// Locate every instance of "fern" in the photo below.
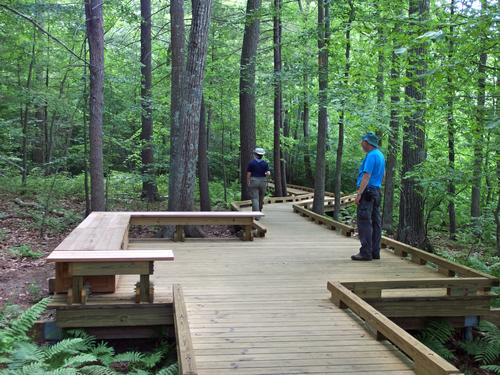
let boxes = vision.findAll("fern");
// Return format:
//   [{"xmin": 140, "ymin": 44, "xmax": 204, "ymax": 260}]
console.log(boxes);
[
  {"xmin": 156, "ymin": 363, "xmax": 179, "ymax": 375},
  {"xmin": 481, "ymin": 365, "xmax": 500, "ymax": 374},
  {"xmin": 0, "ymin": 297, "xmax": 50, "ymax": 353},
  {"xmin": 112, "ymin": 351, "xmax": 144, "ymax": 364},
  {"xmin": 461, "ymin": 320, "xmax": 500, "ymax": 365},
  {"xmin": 79, "ymin": 365, "xmax": 117, "ymax": 375},
  {"xmin": 43, "ymin": 338, "xmax": 87, "ymax": 360},
  {"xmin": 417, "ymin": 320, "xmax": 456, "ymax": 361},
  {"xmin": 141, "ymin": 350, "xmax": 163, "ymax": 369},
  {"xmin": 63, "ymin": 353, "xmax": 98, "ymax": 368}
]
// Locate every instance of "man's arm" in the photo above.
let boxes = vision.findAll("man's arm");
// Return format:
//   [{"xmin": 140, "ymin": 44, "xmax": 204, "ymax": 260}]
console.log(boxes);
[
  {"xmin": 247, "ymin": 171, "xmax": 252, "ymax": 186},
  {"xmin": 355, "ymin": 173, "xmax": 371, "ymax": 204}
]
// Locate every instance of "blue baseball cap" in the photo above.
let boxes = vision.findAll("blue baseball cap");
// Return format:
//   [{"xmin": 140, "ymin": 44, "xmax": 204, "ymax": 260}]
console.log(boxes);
[{"xmin": 361, "ymin": 132, "xmax": 379, "ymax": 148}]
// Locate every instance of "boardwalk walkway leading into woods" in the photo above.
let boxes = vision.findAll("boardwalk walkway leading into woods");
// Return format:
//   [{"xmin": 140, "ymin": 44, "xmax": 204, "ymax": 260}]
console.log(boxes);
[
  {"xmin": 49, "ymin": 185, "xmax": 500, "ymax": 375},
  {"xmin": 122, "ymin": 200, "xmax": 464, "ymax": 375}
]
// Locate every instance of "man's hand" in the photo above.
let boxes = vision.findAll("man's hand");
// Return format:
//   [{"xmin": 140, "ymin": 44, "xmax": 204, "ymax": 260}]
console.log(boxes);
[
  {"xmin": 265, "ymin": 171, "xmax": 271, "ymax": 177},
  {"xmin": 355, "ymin": 192, "xmax": 362, "ymax": 205}
]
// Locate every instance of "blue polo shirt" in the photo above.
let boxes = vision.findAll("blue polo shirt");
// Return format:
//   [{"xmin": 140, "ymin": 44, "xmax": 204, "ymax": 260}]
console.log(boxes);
[
  {"xmin": 356, "ymin": 148, "xmax": 385, "ymax": 188},
  {"xmin": 247, "ymin": 159, "xmax": 270, "ymax": 178}
]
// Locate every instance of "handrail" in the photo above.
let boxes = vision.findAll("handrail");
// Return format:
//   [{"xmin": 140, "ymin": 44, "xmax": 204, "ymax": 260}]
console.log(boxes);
[
  {"xmin": 173, "ymin": 284, "xmax": 197, "ymax": 375},
  {"xmin": 292, "ymin": 198, "xmax": 498, "ymax": 283},
  {"xmin": 328, "ymin": 281, "xmax": 463, "ymax": 375}
]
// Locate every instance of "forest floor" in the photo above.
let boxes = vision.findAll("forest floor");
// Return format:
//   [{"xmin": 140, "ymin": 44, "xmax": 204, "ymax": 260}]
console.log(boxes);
[{"xmin": 0, "ymin": 189, "xmax": 234, "ymax": 308}]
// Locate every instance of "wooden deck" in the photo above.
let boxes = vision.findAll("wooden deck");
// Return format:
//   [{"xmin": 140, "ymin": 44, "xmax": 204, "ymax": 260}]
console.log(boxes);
[{"xmin": 113, "ymin": 201, "xmax": 468, "ymax": 375}]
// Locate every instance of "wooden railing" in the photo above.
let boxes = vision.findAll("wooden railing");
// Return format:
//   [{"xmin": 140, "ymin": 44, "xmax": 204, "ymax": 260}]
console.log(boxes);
[
  {"xmin": 330, "ymin": 278, "xmax": 497, "ymax": 318},
  {"xmin": 328, "ymin": 281, "xmax": 463, "ymax": 375},
  {"xmin": 293, "ymin": 197, "xmax": 499, "ymax": 283},
  {"xmin": 173, "ymin": 284, "xmax": 197, "ymax": 375}
]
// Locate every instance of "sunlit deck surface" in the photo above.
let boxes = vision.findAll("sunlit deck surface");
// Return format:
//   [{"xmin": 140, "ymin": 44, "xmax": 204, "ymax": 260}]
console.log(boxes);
[{"xmin": 114, "ymin": 201, "xmax": 457, "ymax": 375}]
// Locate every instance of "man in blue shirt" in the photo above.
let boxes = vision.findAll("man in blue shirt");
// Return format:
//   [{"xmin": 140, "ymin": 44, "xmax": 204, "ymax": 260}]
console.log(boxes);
[
  {"xmin": 351, "ymin": 132, "xmax": 385, "ymax": 261},
  {"xmin": 246, "ymin": 147, "xmax": 271, "ymax": 213}
]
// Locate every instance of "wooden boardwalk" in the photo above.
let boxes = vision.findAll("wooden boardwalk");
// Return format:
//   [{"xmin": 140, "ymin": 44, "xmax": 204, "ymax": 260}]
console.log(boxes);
[{"xmin": 118, "ymin": 201, "xmax": 458, "ymax": 375}]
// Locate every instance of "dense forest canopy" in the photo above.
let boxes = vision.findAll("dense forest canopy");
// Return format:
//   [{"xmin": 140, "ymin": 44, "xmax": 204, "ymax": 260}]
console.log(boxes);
[{"xmin": 0, "ymin": 0, "xmax": 498, "ymax": 253}]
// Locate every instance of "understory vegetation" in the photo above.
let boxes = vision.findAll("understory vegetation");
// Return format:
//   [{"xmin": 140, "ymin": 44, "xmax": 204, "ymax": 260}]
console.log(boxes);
[
  {"xmin": 0, "ymin": 298, "xmax": 178, "ymax": 375},
  {"xmin": 418, "ymin": 320, "xmax": 500, "ymax": 374}
]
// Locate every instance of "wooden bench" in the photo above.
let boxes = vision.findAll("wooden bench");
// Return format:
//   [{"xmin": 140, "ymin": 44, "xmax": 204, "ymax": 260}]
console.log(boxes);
[
  {"xmin": 48, "ymin": 250, "xmax": 174, "ymax": 305},
  {"xmin": 129, "ymin": 211, "xmax": 264, "ymax": 241}
]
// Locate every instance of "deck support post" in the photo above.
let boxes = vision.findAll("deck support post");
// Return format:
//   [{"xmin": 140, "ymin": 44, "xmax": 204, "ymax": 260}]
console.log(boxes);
[{"xmin": 174, "ymin": 225, "xmax": 185, "ymax": 242}]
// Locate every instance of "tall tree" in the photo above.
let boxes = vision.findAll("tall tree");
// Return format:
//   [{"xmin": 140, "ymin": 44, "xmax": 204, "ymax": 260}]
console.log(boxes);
[
  {"xmin": 446, "ymin": 0, "xmax": 457, "ymax": 239},
  {"xmin": 168, "ymin": 0, "xmax": 213, "ymax": 212},
  {"xmin": 140, "ymin": 0, "xmax": 158, "ymax": 202},
  {"xmin": 302, "ymin": 73, "xmax": 313, "ymax": 185},
  {"xmin": 85, "ymin": 0, "xmax": 105, "ymax": 211},
  {"xmin": 312, "ymin": 0, "xmax": 329, "ymax": 214},
  {"xmin": 333, "ymin": 0, "xmax": 354, "ymax": 220},
  {"xmin": 470, "ymin": 1, "xmax": 488, "ymax": 222},
  {"xmin": 239, "ymin": 0, "xmax": 261, "ymax": 200},
  {"xmin": 381, "ymin": 23, "xmax": 401, "ymax": 234},
  {"xmin": 167, "ymin": 0, "xmax": 185, "ymax": 211},
  {"xmin": 397, "ymin": 0, "xmax": 430, "ymax": 249},
  {"xmin": 273, "ymin": 0, "xmax": 284, "ymax": 197},
  {"xmin": 198, "ymin": 96, "xmax": 211, "ymax": 211}
]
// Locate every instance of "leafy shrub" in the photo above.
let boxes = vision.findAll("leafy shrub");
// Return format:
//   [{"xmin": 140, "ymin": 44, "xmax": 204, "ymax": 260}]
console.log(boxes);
[
  {"xmin": 0, "ymin": 299, "xmax": 178, "ymax": 375},
  {"xmin": 7, "ymin": 245, "xmax": 43, "ymax": 259},
  {"xmin": 417, "ymin": 320, "xmax": 456, "ymax": 361},
  {"xmin": 460, "ymin": 321, "xmax": 500, "ymax": 369}
]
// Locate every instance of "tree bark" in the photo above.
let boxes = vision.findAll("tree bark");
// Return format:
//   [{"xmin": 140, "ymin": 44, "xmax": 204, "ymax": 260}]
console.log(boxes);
[
  {"xmin": 446, "ymin": 0, "xmax": 457, "ymax": 239},
  {"xmin": 140, "ymin": 0, "xmax": 158, "ymax": 202},
  {"xmin": 168, "ymin": 0, "xmax": 185, "ymax": 211},
  {"xmin": 396, "ymin": 0, "xmax": 430, "ymax": 249},
  {"xmin": 471, "ymin": 53, "xmax": 487, "ymax": 220},
  {"xmin": 21, "ymin": 26, "xmax": 36, "ymax": 186},
  {"xmin": 312, "ymin": 0, "xmax": 329, "ymax": 214},
  {"xmin": 333, "ymin": 0, "xmax": 354, "ymax": 220},
  {"xmin": 381, "ymin": 26, "xmax": 401, "ymax": 234},
  {"xmin": 239, "ymin": 0, "xmax": 261, "ymax": 200},
  {"xmin": 302, "ymin": 74, "xmax": 313, "ymax": 184},
  {"xmin": 85, "ymin": 0, "xmax": 106, "ymax": 212},
  {"xmin": 198, "ymin": 96, "xmax": 211, "ymax": 211},
  {"xmin": 273, "ymin": 0, "xmax": 283, "ymax": 197},
  {"xmin": 168, "ymin": 0, "xmax": 213, "ymax": 212}
]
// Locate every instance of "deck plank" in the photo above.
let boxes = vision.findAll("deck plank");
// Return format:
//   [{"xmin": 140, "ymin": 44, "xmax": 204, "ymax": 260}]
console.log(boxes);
[{"xmin": 119, "ymin": 201, "xmax": 447, "ymax": 374}]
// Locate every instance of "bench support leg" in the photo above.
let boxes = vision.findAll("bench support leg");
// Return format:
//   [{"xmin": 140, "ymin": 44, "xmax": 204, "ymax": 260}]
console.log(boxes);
[
  {"xmin": 174, "ymin": 225, "xmax": 185, "ymax": 242},
  {"xmin": 69, "ymin": 276, "xmax": 83, "ymax": 305},
  {"xmin": 243, "ymin": 224, "xmax": 253, "ymax": 241},
  {"xmin": 140, "ymin": 274, "xmax": 150, "ymax": 303}
]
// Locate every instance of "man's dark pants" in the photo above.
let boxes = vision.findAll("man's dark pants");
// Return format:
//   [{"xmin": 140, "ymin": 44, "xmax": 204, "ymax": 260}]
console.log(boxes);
[{"xmin": 357, "ymin": 188, "xmax": 382, "ymax": 259}]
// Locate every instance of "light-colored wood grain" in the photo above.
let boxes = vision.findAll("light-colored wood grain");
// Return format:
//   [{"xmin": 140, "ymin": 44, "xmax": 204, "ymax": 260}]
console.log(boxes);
[{"xmin": 48, "ymin": 250, "xmax": 174, "ymax": 262}]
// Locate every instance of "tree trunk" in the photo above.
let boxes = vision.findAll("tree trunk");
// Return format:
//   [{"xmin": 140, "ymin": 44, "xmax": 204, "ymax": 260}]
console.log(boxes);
[
  {"xmin": 239, "ymin": 0, "xmax": 261, "ymax": 200},
  {"xmin": 312, "ymin": 0, "xmax": 329, "ymax": 214},
  {"xmin": 281, "ymin": 109, "xmax": 289, "ymax": 194},
  {"xmin": 85, "ymin": 0, "xmax": 106, "ymax": 212},
  {"xmin": 333, "ymin": 0, "xmax": 354, "ymax": 220},
  {"xmin": 21, "ymin": 26, "xmax": 36, "ymax": 186},
  {"xmin": 302, "ymin": 75, "xmax": 313, "ymax": 184},
  {"xmin": 446, "ymin": 0, "xmax": 457, "ymax": 239},
  {"xmin": 375, "ymin": 2, "xmax": 385, "ymax": 141},
  {"xmin": 82, "ymin": 41, "xmax": 91, "ymax": 217},
  {"xmin": 198, "ymin": 96, "xmax": 211, "ymax": 211},
  {"xmin": 168, "ymin": 0, "xmax": 185, "ymax": 211},
  {"xmin": 273, "ymin": 0, "xmax": 283, "ymax": 197},
  {"xmin": 471, "ymin": 53, "xmax": 487, "ymax": 220},
  {"xmin": 168, "ymin": 0, "xmax": 213, "ymax": 212},
  {"xmin": 396, "ymin": 0, "xmax": 430, "ymax": 249},
  {"xmin": 381, "ymin": 27, "xmax": 401, "ymax": 234},
  {"xmin": 140, "ymin": 0, "xmax": 158, "ymax": 202}
]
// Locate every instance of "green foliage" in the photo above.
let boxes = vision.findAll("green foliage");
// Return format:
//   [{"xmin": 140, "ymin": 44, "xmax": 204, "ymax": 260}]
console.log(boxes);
[
  {"xmin": 7, "ymin": 244, "xmax": 43, "ymax": 259},
  {"xmin": 0, "ymin": 302, "xmax": 177, "ymax": 375},
  {"xmin": 0, "ymin": 297, "xmax": 49, "ymax": 359},
  {"xmin": 460, "ymin": 321, "xmax": 500, "ymax": 366},
  {"xmin": 417, "ymin": 320, "xmax": 456, "ymax": 361}
]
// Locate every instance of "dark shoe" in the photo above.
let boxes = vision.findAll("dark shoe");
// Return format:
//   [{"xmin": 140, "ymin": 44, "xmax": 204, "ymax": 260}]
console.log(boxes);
[
  {"xmin": 351, "ymin": 254, "xmax": 372, "ymax": 261},
  {"xmin": 372, "ymin": 255, "xmax": 380, "ymax": 260}
]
